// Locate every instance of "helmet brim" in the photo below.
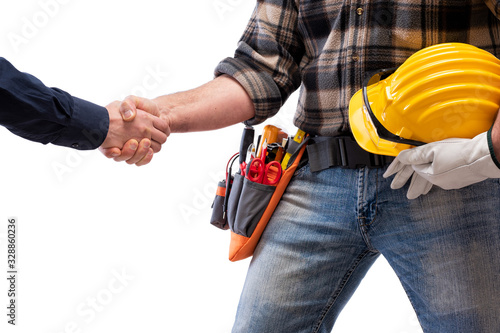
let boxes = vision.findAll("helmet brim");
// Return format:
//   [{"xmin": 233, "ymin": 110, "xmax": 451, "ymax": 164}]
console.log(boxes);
[{"xmin": 349, "ymin": 87, "xmax": 413, "ymax": 157}]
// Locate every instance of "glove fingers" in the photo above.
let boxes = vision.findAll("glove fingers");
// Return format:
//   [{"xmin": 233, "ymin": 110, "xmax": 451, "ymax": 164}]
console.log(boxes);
[
  {"xmin": 390, "ymin": 165, "xmax": 415, "ymax": 190},
  {"xmin": 383, "ymin": 159, "xmax": 404, "ymax": 178},
  {"xmin": 406, "ymin": 172, "xmax": 433, "ymax": 200},
  {"xmin": 422, "ymin": 180, "xmax": 433, "ymax": 196}
]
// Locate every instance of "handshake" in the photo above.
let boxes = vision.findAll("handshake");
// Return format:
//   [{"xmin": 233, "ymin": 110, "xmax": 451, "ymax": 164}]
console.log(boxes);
[{"xmin": 99, "ymin": 96, "xmax": 170, "ymax": 166}]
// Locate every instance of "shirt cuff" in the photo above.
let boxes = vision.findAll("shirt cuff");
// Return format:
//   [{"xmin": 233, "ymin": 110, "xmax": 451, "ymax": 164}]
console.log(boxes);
[
  {"xmin": 214, "ymin": 55, "xmax": 283, "ymax": 126},
  {"xmin": 487, "ymin": 126, "xmax": 500, "ymax": 169},
  {"xmin": 51, "ymin": 97, "xmax": 109, "ymax": 150}
]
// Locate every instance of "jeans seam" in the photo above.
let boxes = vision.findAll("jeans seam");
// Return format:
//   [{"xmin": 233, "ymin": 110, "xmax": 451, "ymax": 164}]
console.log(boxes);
[
  {"xmin": 311, "ymin": 249, "xmax": 373, "ymax": 333},
  {"xmin": 357, "ymin": 168, "xmax": 378, "ymax": 252},
  {"xmin": 370, "ymin": 169, "xmax": 379, "ymax": 226},
  {"xmin": 359, "ymin": 169, "xmax": 379, "ymax": 228}
]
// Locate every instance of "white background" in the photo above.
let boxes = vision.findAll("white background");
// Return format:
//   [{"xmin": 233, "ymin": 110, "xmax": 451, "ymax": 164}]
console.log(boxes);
[{"xmin": 0, "ymin": 1, "xmax": 422, "ymax": 332}]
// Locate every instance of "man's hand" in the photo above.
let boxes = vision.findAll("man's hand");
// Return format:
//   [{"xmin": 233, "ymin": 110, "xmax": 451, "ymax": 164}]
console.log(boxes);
[
  {"xmin": 99, "ymin": 99, "xmax": 169, "ymax": 166},
  {"xmin": 383, "ymin": 131, "xmax": 500, "ymax": 199},
  {"xmin": 100, "ymin": 76, "xmax": 255, "ymax": 165}
]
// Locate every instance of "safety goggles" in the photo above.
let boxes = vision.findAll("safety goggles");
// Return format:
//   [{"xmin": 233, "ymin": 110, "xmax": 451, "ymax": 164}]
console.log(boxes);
[{"xmin": 362, "ymin": 68, "xmax": 426, "ymax": 147}]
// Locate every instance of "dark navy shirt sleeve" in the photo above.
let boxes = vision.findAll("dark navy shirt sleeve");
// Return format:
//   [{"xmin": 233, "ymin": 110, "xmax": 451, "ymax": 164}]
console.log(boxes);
[{"xmin": 0, "ymin": 57, "xmax": 109, "ymax": 150}]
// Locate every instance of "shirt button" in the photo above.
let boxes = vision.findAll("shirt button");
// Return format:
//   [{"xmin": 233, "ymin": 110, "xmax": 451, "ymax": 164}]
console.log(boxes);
[
  {"xmin": 71, "ymin": 143, "xmax": 79, "ymax": 149},
  {"xmin": 356, "ymin": 7, "xmax": 364, "ymax": 15},
  {"xmin": 352, "ymin": 54, "xmax": 360, "ymax": 62}
]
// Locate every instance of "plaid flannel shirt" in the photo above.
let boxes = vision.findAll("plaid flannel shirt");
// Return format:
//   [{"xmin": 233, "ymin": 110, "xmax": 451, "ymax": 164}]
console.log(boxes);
[{"xmin": 215, "ymin": 0, "xmax": 500, "ymax": 136}]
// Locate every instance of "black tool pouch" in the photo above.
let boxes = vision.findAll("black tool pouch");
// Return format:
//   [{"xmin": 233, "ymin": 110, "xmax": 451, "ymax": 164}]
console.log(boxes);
[
  {"xmin": 210, "ymin": 179, "xmax": 230, "ymax": 230},
  {"xmin": 226, "ymin": 174, "xmax": 276, "ymax": 237}
]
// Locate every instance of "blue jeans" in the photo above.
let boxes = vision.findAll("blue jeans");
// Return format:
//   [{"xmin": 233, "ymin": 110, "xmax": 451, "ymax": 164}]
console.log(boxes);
[{"xmin": 232, "ymin": 164, "xmax": 500, "ymax": 333}]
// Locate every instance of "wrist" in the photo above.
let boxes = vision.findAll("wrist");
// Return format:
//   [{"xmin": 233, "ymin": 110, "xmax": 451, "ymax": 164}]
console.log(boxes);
[
  {"xmin": 53, "ymin": 98, "xmax": 109, "ymax": 150},
  {"xmin": 101, "ymin": 101, "xmax": 124, "ymax": 149},
  {"xmin": 153, "ymin": 94, "xmax": 184, "ymax": 133}
]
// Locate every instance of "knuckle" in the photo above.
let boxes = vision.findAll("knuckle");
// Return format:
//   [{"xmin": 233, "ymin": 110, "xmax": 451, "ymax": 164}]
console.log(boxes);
[{"xmin": 124, "ymin": 95, "xmax": 137, "ymax": 102}]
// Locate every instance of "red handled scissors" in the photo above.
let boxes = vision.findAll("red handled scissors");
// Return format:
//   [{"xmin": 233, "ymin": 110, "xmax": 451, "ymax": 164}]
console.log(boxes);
[{"xmin": 246, "ymin": 157, "xmax": 282, "ymax": 185}]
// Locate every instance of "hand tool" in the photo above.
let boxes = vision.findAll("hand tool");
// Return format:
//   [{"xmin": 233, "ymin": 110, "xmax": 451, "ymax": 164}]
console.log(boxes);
[
  {"xmin": 281, "ymin": 129, "xmax": 306, "ymax": 169},
  {"xmin": 246, "ymin": 140, "xmax": 282, "ymax": 185},
  {"xmin": 239, "ymin": 126, "xmax": 255, "ymax": 175}
]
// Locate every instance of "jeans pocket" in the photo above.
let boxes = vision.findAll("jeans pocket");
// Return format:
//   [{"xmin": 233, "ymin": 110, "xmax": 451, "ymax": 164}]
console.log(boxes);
[{"xmin": 293, "ymin": 160, "xmax": 310, "ymax": 178}]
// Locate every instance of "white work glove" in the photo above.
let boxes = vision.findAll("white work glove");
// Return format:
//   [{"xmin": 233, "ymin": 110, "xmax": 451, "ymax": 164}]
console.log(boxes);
[{"xmin": 383, "ymin": 131, "xmax": 500, "ymax": 199}]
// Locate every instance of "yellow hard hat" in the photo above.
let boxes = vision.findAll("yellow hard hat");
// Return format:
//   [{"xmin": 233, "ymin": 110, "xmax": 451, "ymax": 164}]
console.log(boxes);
[{"xmin": 349, "ymin": 43, "xmax": 500, "ymax": 156}]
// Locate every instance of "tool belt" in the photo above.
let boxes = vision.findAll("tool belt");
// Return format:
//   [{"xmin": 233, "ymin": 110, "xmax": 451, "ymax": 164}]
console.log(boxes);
[
  {"xmin": 210, "ymin": 126, "xmax": 309, "ymax": 262},
  {"xmin": 210, "ymin": 130, "xmax": 393, "ymax": 262},
  {"xmin": 307, "ymin": 134, "xmax": 395, "ymax": 172}
]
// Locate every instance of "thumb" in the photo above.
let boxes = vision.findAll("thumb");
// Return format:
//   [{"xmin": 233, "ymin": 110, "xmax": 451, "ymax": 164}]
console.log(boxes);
[
  {"xmin": 119, "ymin": 97, "xmax": 138, "ymax": 121},
  {"xmin": 123, "ymin": 95, "xmax": 160, "ymax": 119}
]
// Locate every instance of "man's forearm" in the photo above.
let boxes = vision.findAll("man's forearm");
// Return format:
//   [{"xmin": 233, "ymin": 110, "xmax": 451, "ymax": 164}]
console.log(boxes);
[{"xmin": 154, "ymin": 75, "xmax": 255, "ymax": 133}]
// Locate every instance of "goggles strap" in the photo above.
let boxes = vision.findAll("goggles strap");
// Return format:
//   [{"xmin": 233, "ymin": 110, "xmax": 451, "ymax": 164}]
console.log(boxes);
[{"xmin": 362, "ymin": 68, "xmax": 426, "ymax": 147}]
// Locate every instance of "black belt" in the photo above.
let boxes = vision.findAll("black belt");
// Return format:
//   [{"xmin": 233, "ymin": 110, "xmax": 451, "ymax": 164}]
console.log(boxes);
[{"xmin": 306, "ymin": 135, "xmax": 395, "ymax": 172}]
